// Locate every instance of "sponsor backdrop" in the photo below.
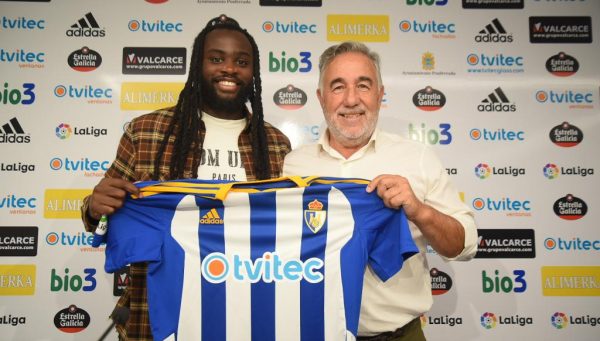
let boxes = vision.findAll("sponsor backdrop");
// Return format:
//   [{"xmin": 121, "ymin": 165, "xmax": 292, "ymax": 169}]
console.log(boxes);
[{"xmin": 0, "ymin": 0, "xmax": 598, "ymax": 340}]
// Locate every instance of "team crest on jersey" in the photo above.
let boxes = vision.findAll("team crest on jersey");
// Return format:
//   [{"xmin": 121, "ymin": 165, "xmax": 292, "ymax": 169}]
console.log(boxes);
[
  {"xmin": 304, "ymin": 199, "xmax": 326, "ymax": 233},
  {"xmin": 200, "ymin": 208, "xmax": 224, "ymax": 225}
]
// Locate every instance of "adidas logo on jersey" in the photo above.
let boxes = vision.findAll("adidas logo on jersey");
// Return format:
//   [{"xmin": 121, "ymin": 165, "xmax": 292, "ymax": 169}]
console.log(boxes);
[
  {"xmin": 475, "ymin": 18, "xmax": 513, "ymax": 43},
  {"xmin": 200, "ymin": 208, "xmax": 224, "ymax": 225},
  {"xmin": 477, "ymin": 87, "xmax": 516, "ymax": 112},
  {"xmin": 66, "ymin": 12, "xmax": 106, "ymax": 37},
  {"xmin": 1, "ymin": 117, "xmax": 30, "ymax": 143}
]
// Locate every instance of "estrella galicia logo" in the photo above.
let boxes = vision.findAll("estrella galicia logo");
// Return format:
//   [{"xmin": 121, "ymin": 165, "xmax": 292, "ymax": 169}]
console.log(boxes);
[
  {"xmin": 412, "ymin": 86, "xmax": 445, "ymax": 111},
  {"xmin": 475, "ymin": 18, "xmax": 513, "ymax": 43},
  {"xmin": 273, "ymin": 84, "xmax": 307, "ymax": 110},
  {"xmin": 53, "ymin": 305, "xmax": 90, "ymax": 333},
  {"xmin": 430, "ymin": 268, "xmax": 452, "ymax": 295},
  {"xmin": 553, "ymin": 194, "xmax": 587, "ymax": 220},
  {"xmin": 529, "ymin": 16, "xmax": 592, "ymax": 43},
  {"xmin": 546, "ymin": 52, "xmax": 579, "ymax": 77},
  {"xmin": 549, "ymin": 122, "xmax": 583, "ymax": 147},
  {"xmin": 68, "ymin": 47, "xmax": 101, "ymax": 72},
  {"xmin": 66, "ymin": 12, "xmax": 105, "ymax": 38}
]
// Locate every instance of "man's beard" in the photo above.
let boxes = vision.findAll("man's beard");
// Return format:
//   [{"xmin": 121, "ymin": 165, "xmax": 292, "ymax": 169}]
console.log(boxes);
[{"xmin": 200, "ymin": 77, "xmax": 253, "ymax": 114}]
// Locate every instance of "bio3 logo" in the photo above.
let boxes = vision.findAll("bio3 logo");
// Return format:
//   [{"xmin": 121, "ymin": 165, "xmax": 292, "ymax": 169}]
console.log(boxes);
[
  {"xmin": 1, "ymin": 82, "xmax": 35, "ymax": 105},
  {"xmin": 482, "ymin": 269, "xmax": 527, "ymax": 293},
  {"xmin": 408, "ymin": 123, "xmax": 452, "ymax": 145},
  {"xmin": 50, "ymin": 268, "xmax": 97, "ymax": 292},
  {"xmin": 269, "ymin": 51, "xmax": 312, "ymax": 73},
  {"xmin": 201, "ymin": 252, "xmax": 323, "ymax": 283}
]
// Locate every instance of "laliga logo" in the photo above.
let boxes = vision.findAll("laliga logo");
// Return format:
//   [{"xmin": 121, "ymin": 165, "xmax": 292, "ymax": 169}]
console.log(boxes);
[
  {"xmin": 201, "ymin": 252, "xmax": 324, "ymax": 284},
  {"xmin": 474, "ymin": 163, "xmax": 491, "ymax": 179},
  {"xmin": 552, "ymin": 312, "xmax": 568, "ymax": 329},
  {"xmin": 481, "ymin": 312, "xmax": 497, "ymax": 329},
  {"xmin": 56, "ymin": 123, "xmax": 72, "ymax": 139},
  {"xmin": 543, "ymin": 163, "xmax": 559, "ymax": 179}
]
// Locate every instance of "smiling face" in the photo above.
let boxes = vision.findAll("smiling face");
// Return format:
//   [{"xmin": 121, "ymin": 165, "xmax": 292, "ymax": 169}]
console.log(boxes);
[
  {"xmin": 317, "ymin": 52, "xmax": 384, "ymax": 157},
  {"xmin": 201, "ymin": 29, "xmax": 254, "ymax": 119}
]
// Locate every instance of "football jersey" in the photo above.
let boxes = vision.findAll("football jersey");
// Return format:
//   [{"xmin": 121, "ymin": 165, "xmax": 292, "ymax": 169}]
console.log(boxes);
[{"xmin": 98, "ymin": 176, "xmax": 418, "ymax": 341}]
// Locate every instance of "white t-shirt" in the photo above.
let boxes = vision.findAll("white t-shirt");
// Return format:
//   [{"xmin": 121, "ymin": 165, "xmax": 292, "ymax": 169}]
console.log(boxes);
[
  {"xmin": 283, "ymin": 128, "xmax": 478, "ymax": 336},
  {"xmin": 197, "ymin": 112, "xmax": 247, "ymax": 182}
]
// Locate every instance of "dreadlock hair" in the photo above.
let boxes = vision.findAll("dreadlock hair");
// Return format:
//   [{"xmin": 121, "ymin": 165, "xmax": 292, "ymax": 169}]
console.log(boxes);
[{"xmin": 153, "ymin": 14, "xmax": 271, "ymax": 181}]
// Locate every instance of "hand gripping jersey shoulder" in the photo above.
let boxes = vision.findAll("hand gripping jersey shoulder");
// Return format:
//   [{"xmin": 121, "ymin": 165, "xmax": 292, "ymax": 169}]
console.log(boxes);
[{"xmin": 101, "ymin": 176, "xmax": 418, "ymax": 341}]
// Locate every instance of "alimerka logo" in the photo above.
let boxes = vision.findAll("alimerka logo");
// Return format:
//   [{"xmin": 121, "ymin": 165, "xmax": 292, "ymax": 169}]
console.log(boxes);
[{"xmin": 327, "ymin": 15, "xmax": 389, "ymax": 42}]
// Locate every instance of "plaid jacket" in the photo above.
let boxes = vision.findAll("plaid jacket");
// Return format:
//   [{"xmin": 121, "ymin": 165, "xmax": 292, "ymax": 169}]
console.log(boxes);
[{"xmin": 81, "ymin": 107, "xmax": 291, "ymax": 340}]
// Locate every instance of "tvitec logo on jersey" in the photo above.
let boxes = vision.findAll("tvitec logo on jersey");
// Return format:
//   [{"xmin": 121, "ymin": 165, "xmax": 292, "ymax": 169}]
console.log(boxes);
[
  {"xmin": 262, "ymin": 20, "xmax": 317, "ymax": 34},
  {"xmin": 470, "ymin": 127, "xmax": 524, "ymax": 142},
  {"xmin": 49, "ymin": 157, "xmax": 109, "ymax": 177},
  {"xmin": 399, "ymin": 19, "xmax": 456, "ymax": 39},
  {"xmin": 201, "ymin": 252, "xmax": 324, "ymax": 283},
  {"xmin": 54, "ymin": 84, "xmax": 112, "ymax": 105},
  {"xmin": 467, "ymin": 53, "xmax": 524, "ymax": 75},
  {"xmin": 472, "ymin": 196, "xmax": 531, "ymax": 217},
  {"xmin": 0, "ymin": 48, "xmax": 45, "ymax": 69},
  {"xmin": 535, "ymin": 89, "xmax": 593, "ymax": 109},
  {"xmin": 128, "ymin": 18, "xmax": 183, "ymax": 32}
]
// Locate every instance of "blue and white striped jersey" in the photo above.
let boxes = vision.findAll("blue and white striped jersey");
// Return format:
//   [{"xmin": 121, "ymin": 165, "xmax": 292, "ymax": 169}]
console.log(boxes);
[{"xmin": 99, "ymin": 176, "xmax": 417, "ymax": 341}]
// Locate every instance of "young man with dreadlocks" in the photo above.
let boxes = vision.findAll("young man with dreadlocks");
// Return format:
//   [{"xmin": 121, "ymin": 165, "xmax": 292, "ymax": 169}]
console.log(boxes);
[{"xmin": 80, "ymin": 15, "xmax": 291, "ymax": 340}]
